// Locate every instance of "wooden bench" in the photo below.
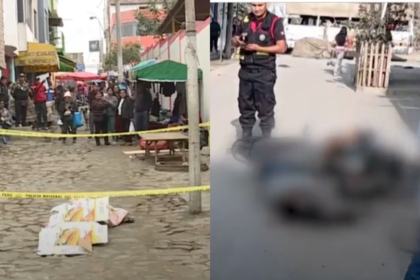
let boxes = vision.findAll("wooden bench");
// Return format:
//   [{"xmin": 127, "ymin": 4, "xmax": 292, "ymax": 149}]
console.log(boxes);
[{"xmin": 138, "ymin": 132, "xmax": 189, "ymax": 163}]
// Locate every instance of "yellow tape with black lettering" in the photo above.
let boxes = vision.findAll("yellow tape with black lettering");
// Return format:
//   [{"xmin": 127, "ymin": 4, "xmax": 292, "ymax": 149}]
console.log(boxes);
[
  {"xmin": 0, "ymin": 122, "xmax": 210, "ymax": 138},
  {"xmin": 0, "ymin": 185, "xmax": 210, "ymax": 199}
]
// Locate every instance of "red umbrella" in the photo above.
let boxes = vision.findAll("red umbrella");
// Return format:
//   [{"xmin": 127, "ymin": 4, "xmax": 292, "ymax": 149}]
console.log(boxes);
[{"xmin": 55, "ymin": 72, "xmax": 101, "ymax": 81}]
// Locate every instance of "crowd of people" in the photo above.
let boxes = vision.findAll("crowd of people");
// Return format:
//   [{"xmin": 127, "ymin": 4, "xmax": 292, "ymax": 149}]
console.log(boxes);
[
  {"xmin": 0, "ymin": 74, "xmax": 158, "ymax": 147},
  {"xmin": 54, "ymin": 80, "xmax": 151, "ymax": 146}
]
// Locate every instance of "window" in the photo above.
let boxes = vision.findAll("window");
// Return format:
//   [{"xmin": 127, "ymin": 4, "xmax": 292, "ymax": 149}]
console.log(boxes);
[
  {"xmin": 45, "ymin": 11, "xmax": 49, "ymax": 42},
  {"xmin": 121, "ymin": 23, "xmax": 136, "ymax": 37},
  {"xmin": 17, "ymin": 0, "xmax": 24, "ymax": 23},
  {"xmin": 111, "ymin": 23, "xmax": 137, "ymax": 39},
  {"xmin": 26, "ymin": 0, "xmax": 32, "ymax": 30},
  {"xmin": 34, "ymin": 10, "xmax": 38, "ymax": 39}
]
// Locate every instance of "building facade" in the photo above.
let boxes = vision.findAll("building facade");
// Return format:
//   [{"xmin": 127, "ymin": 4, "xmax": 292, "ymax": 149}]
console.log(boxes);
[
  {"xmin": 109, "ymin": 10, "xmax": 160, "ymax": 50},
  {"xmin": 65, "ymin": 52, "xmax": 84, "ymax": 65},
  {"xmin": 2, "ymin": 0, "xmax": 16, "ymax": 77},
  {"xmin": 1, "ymin": 0, "xmax": 65, "ymax": 81},
  {"xmin": 37, "ymin": 0, "xmax": 49, "ymax": 43},
  {"xmin": 104, "ymin": 0, "xmax": 163, "ymax": 53},
  {"xmin": 17, "ymin": 0, "xmax": 39, "ymax": 52}
]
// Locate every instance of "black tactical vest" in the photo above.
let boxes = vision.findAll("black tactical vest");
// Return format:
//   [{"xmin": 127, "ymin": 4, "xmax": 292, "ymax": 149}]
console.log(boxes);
[{"xmin": 239, "ymin": 12, "xmax": 279, "ymax": 70}]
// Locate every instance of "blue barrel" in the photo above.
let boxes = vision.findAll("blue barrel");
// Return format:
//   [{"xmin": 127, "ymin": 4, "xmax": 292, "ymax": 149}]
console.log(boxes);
[{"xmin": 47, "ymin": 89, "xmax": 54, "ymax": 101}]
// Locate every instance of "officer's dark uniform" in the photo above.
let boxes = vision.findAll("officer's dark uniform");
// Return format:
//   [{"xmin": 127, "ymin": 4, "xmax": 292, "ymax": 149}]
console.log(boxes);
[{"xmin": 236, "ymin": 12, "xmax": 286, "ymax": 138}]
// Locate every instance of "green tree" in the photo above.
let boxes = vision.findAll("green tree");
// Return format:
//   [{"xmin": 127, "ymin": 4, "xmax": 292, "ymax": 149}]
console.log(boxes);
[
  {"xmin": 355, "ymin": 3, "xmax": 411, "ymax": 48},
  {"xmin": 104, "ymin": 43, "xmax": 142, "ymax": 71},
  {"xmin": 136, "ymin": 0, "xmax": 175, "ymax": 36}
]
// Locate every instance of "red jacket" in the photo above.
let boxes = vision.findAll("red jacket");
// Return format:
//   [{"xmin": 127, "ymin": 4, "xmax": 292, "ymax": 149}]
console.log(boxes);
[{"xmin": 32, "ymin": 82, "xmax": 47, "ymax": 103}]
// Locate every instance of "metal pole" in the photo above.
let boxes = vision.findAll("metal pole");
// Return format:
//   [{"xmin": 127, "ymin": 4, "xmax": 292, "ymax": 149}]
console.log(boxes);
[
  {"xmin": 220, "ymin": 3, "xmax": 226, "ymax": 61},
  {"xmin": 185, "ymin": 0, "xmax": 202, "ymax": 214},
  {"xmin": 98, "ymin": 21, "xmax": 103, "ymax": 71},
  {"xmin": 225, "ymin": 3, "xmax": 234, "ymax": 59},
  {"xmin": 115, "ymin": 0, "xmax": 124, "ymax": 82}
]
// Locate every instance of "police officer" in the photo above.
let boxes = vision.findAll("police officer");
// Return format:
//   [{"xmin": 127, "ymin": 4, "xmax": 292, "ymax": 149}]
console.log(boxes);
[{"xmin": 233, "ymin": 3, "xmax": 287, "ymax": 138}]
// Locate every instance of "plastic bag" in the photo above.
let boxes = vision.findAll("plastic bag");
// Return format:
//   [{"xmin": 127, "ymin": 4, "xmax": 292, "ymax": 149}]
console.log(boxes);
[
  {"xmin": 57, "ymin": 118, "xmax": 63, "ymax": 126},
  {"xmin": 73, "ymin": 112, "xmax": 84, "ymax": 128},
  {"xmin": 129, "ymin": 121, "xmax": 135, "ymax": 132}
]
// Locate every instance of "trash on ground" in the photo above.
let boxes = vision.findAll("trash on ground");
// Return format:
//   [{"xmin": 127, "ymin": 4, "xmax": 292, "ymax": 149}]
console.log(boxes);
[
  {"xmin": 38, "ymin": 197, "xmax": 133, "ymax": 256},
  {"xmin": 37, "ymin": 222, "xmax": 108, "ymax": 256},
  {"xmin": 47, "ymin": 197, "xmax": 109, "ymax": 227}
]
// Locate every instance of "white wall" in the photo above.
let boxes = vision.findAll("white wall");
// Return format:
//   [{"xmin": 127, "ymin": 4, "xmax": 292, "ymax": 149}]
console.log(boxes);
[
  {"xmin": 18, "ymin": 23, "xmax": 36, "ymax": 51},
  {"xmin": 3, "ymin": 0, "xmax": 19, "ymax": 53},
  {"xmin": 169, "ymin": 35, "xmax": 180, "ymax": 62},
  {"xmin": 159, "ymin": 41, "xmax": 168, "ymax": 60},
  {"xmin": 17, "ymin": 0, "xmax": 38, "ymax": 51}
]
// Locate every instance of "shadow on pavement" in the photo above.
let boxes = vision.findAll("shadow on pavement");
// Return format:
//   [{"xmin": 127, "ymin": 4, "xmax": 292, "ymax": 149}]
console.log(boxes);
[
  {"xmin": 384, "ymin": 64, "xmax": 420, "ymax": 136},
  {"xmin": 323, "ymin": 64, "xmax": 357, "ymax": 91}
]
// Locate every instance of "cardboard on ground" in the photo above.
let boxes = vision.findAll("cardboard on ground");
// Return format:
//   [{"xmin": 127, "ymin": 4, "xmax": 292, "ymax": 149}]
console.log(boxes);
[
  {"xmin": 37, "ymin": 222, "xmax": 108, "ymax": 256},
  {"xmin": 48, "ymin": 197, "xmax": 109, "ymax": 227}
]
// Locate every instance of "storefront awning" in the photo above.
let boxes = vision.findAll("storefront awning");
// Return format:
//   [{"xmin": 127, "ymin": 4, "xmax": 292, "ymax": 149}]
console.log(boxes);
[
  {"xmin": 58, "ymin": 53, "xmax": 76, "ymax": 72},
  {"xmin": 59, "ymin": 61, "xmax": 75, "ymax": 72},
  {"xmin": 15, "ymin": 42, "xmax": 60, "ymax": 73}
]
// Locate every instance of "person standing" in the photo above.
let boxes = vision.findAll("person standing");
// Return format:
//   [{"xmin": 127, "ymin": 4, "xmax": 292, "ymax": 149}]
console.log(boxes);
[
  {"xmin": 54, "ymin": 85, "xmax": 65, "ymax": 112},
  {"xmin": 117, "ymin": 89, "xmax": 134, "ymax": 145},
  {"xmin": 91, "ymin": 91, "xmax": 110, "ymax": 146},
  {"xmin": 0, "ymin": 100, "xmax": 13, "ymax": 144},
  {"xmin": 32, "ymin": 78, "xmax": 48, "ymax": 130},
  {"xmin": 103, "ymin": 87, "xmax": 118, "ymax": 144},
  {"xmin": 233, "ymin": 3, "xmax": 287, "ymax": 138},
  {"xmin": 0, "ymin": 76, "xmax": 10, "ymax": 109},
  {"xmin": 134, "ymin": 84, "xmax": 152, "ymax": 134},
  {"xmin": 58, "ymin": 91, "xmax": 78, "ymax": 144},
  {"xmin": 88, "ymin": 84, "xmax": 99, "ymax": 136},
  {"xmin": 11, "ymin": 73, "xmax": 31, "ymax": 127},
  {"xmin": 210, "ymin": 18, "xmax": 221, "ymax": 53},
  {"xmin": 333, "ymin": 27, "xmax": 348, "ymax": 76}
]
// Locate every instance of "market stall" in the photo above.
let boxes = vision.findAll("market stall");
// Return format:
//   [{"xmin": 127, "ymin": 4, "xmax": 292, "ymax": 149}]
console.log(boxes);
[
  {"xmin": 134, "ymin": 59, "xmax": 203, "ymax": 128},
  {"xmin": 133, "ymin": 60, "xmax": 206, "ymax": 168}
]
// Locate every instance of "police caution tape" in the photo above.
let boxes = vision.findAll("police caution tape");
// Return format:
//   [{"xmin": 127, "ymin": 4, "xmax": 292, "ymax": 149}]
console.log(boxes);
[
  {"xmin": 0, "ymin": 122, "xmax": 210, "ymax": 138},
  {"xmin": 0, "ymin": 185, "xmax": 210, "ymax": 199}
]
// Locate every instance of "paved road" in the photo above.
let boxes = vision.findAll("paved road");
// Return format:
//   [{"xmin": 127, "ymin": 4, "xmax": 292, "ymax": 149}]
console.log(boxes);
[
  {"xmin": 210, "ymin": 56, "xmax": 420, "ymax": 280},
  {"xmin": 0, "ymin": 137, "xmax": 210, "ymax": 280}
]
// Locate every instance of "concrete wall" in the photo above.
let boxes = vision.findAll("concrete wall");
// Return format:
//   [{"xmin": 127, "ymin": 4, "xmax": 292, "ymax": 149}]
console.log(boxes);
[
  {"xmin": 141, "ymin": 18, "xmax": 211, "ymax": 122},
  {"xmin": 3, "ymin": 0, "xmax": 19, "ymax": 55}
]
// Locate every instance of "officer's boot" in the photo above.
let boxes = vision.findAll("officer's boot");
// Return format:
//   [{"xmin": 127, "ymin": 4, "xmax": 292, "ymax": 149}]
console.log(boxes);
[
  {"xmin": 242, "ymin": 128, "xmax": 253, "ymax": 139},
  {"xmin": 262, "ymin": 129, "xmax": 272, "ymax": 138}
]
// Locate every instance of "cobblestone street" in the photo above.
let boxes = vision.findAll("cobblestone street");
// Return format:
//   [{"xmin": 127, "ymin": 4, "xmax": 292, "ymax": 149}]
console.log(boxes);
[{"xmin": 0, "ymin": 137, "xmax": 210, "ymax": 280}]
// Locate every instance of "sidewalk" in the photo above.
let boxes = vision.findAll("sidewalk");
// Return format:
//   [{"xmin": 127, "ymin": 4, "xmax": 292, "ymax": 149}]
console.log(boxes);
[{"xmin": 0, "ymin": 138, "xmax": 210, "ymax": 280}]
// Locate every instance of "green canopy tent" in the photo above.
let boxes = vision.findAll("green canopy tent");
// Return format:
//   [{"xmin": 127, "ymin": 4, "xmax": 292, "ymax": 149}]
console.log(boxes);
[
  {"xmin": 134, "ymin": 60, "xmax": 203, "ymax": 121},
  {"xmin": 134, "ymin": 60, "xmax": 202, "ymax": 82}
]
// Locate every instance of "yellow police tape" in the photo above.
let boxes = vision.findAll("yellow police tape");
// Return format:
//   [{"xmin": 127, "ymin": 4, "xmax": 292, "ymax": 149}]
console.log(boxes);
[
  {"xmin": 0, "ymin": 122, "xmax": 210, "ymax": 138},
  {"xmin": 0, "ymin": 185, "xmax": 210, "ymax": 199}
]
